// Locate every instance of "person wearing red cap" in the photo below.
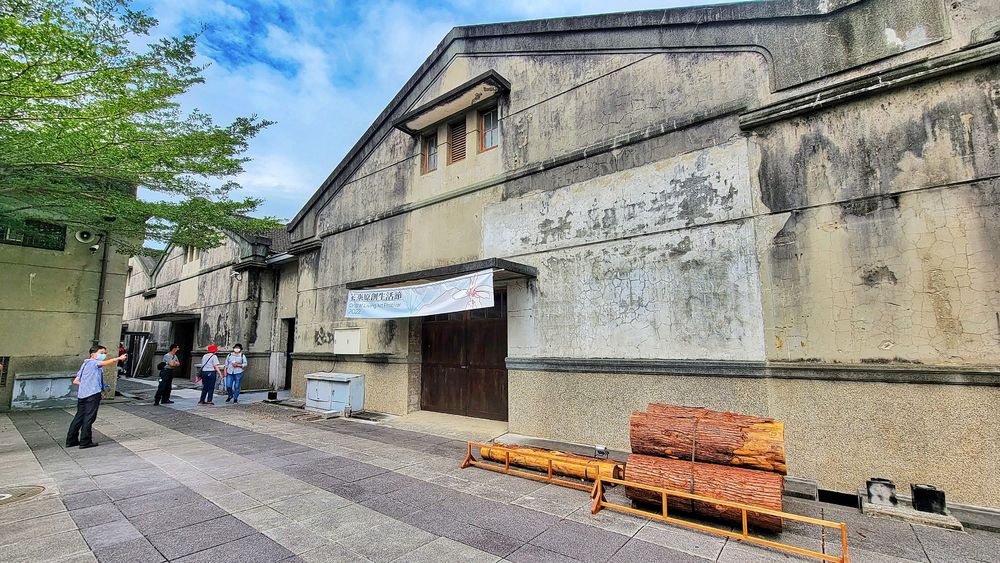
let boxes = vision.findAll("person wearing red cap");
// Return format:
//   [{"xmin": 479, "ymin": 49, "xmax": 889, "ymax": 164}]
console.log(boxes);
[{"xmin": 197, "ymin": 344, "xmax": 224, "ymax": 405}]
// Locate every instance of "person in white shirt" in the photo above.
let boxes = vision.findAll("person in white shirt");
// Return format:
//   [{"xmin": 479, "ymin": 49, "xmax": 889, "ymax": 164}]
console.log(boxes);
[
  {"xmin": 224, "ymin": 343, "xmax": 248, "ymax": 404},
  {"xmin": 197, "ymin": 344, "xmax": 224, "ymax": 405}
]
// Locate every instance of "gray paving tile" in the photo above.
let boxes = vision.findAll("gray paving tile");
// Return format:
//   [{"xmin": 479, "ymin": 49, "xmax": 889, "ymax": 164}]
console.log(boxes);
[
  {"xmin": 63, "ymin": 489, "xmax": 113, "ymax": 510},
  {"xmin": 459, "ymin": 502, "xmax": 561, "ymax": 542},
  {"xmin": 716, "ymin": 539, "xmax": 816, "ymax": 563},
  {"xmin": 102, "ymin": 478, "xmax": 182, "ymax": 501},
  {"xmin": 82, "ymin": 519, "xmax": 144, "ymax": 550},
  {"xmin": 913, "ymin": 525, "xmax": 1000, "ymax": 563},
  {"xmin": 263, "ymin": 522, "xmax": 330, "ymax": 554},
  {"xmin": 0, "ymin": 497, "xmax": 68, "ymax": 525},
  {"xmin": 148, "ymin": 515, "xmax": 256, "ymax": 560},
  {"xmin": 360, "ymin": 495, "xmax": 424, "ymax": 519},
  {"xmin": 402, "ymin": 509, "xmax": 523, "ymax": 557},
  {"xmin": 297, "ymin": 543, "xmax": 371, "ymax": 562},
  {"xmin": 634, "ymin": 520, "xmax": 728, "ymax": 560},
  {"xmin": 59, "ymin": 477, "xmax": 102, "ymax": 495},
  {"xmin": 268, "ymin": 491, "xmax": 352, "ymax": 521},
  {"xmin": 337, "ymin": 519, "xmax": 436, "ymax": 562},
  {"xmin": 0, "ymin": 529, "xmax": 91, "ymax": 563},
  {"xmin": 0, "ymin": 511, "xmax": 78, "ymax": 546},
  {"xmin": 301, "ymin": 504, "xmax": 392, "ymax": 542},
  {"xmin": 396, "ymin": 536, "xmax": 499, "ymax": 562},
  {"xmin": 233, "ymin": 505, "xmax": 295, "ymax": 531},
  {"xmin": 608, "ymin": 538, "xmax": 712, "ymax": 562},
  {"xmin": 824, "ymin": 506, "xmax": 927, "ymax": 561},
  {"xmin": 129, "ymin": 499, "xmax": 228, "ymax": 535},
  {"xmin": 69, "ymin": 503, "xmax": 127, "ymax": 530},
  {"xmin": 442, "ymin": 524, "xmax": 524, "ymax": 558},
  {"xmin": 115, "ymin": 486, "xmax": 204, "ymax": 517},
  {"xmin": 174, "ymin": 532, "xmax": 295, "ymax": 563},
  {"xmin": 507, "ymin": 544, "xmax": 583, "ymax": 563},
  {"xmin": 529, "ymin": 519, "xmax": 629, "ymax": 563},
  {"xmin": 320, "ymin": 461, "xmax": 389, "ymax": 483}
]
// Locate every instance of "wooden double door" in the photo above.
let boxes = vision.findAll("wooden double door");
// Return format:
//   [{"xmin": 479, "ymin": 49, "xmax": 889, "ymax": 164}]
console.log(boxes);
[{"xmin": 420, "ymin": 290, "xmax": 508, "ymax": 421}]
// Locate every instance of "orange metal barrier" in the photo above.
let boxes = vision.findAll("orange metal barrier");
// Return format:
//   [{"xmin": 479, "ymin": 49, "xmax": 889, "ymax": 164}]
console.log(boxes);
[
  {"xmin": 591, "ymin": 476, "xmax": 850, "ymax": 563},
  {"xmin": 461, "ymin": 441, "xmax": 850, "ymax": 563}
]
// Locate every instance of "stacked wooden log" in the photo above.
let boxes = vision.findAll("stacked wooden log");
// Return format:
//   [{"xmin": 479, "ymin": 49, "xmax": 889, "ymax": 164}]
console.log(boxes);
[
  {"xmin": 625, "ymin": 404, "xmax": 786, "ymax": 531},
  {"xmin": 480, "ymin": 443, "xmax": 626, "ymax": 481}
]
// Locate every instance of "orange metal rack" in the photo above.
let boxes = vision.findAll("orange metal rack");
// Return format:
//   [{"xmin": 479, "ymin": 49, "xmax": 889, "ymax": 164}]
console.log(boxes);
[{"xmin": 461, "ymin": 441, "xmax": 850, "ymax": 563}]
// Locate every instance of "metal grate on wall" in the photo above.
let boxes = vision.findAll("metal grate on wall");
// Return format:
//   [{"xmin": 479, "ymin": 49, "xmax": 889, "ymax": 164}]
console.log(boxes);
[{"xmin": 0, "ymin": 356, "xmax": 9, "ymax": 387}]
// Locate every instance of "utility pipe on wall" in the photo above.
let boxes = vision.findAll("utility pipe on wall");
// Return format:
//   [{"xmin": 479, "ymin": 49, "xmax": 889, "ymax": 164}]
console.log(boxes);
[{"xmin": 92, "ymin": 233, "xmax": 110, "ymax": 346}]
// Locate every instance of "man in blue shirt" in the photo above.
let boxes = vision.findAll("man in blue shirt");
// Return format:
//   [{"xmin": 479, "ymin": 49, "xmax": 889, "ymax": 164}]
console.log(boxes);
[{"xmin": 66, "ymin": 345, "xmax": 126, "ymax": 449}]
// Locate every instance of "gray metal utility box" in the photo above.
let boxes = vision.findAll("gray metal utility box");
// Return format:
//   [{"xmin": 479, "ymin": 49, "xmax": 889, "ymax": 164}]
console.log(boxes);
[{"xmin": 304, "ymin": 372, "xmax": 365, "ymax": 417}]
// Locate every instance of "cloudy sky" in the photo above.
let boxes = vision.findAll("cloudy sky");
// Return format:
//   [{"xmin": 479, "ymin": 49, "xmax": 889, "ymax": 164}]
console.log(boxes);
[{"xmin": 136, "ymin": 0, "xmax": 747, "ymax": 222}]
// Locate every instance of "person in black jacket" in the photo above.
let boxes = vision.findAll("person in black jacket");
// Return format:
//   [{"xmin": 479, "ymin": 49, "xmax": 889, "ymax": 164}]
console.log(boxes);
[{"xmin": 154, "ymin": 343, "xmax": 180, "ymax": 405}]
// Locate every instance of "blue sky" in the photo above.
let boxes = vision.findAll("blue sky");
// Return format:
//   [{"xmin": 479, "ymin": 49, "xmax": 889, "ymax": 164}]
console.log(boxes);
[{"xmin": 137, "ymin": 0, "xmax": 748, "ymax": 222}]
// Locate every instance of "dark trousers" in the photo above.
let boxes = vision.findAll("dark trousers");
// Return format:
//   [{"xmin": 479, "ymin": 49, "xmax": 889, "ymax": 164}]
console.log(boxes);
[
  {"xmin": 199, "ymin": 372, "xmax": 217, "ymax": 403},
  {"xmin": 66, "ymin": 393, "xmax": 101, "ymax": 446},
  {"xmin": 154, "ymin": 369, "xmax": 175, "ymax": 403}
]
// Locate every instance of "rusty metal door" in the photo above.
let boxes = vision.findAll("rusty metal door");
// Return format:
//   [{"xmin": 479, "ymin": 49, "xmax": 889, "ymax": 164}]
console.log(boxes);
[{"xmin": 421, "ymin": 290, "xmax": 507, "ymax": 420}]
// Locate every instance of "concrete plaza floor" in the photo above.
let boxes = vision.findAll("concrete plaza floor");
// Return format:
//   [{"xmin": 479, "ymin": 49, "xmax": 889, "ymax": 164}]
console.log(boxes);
[{"xmin": 1, "ymin": 395, "xmax": 998, "ymax": 563}]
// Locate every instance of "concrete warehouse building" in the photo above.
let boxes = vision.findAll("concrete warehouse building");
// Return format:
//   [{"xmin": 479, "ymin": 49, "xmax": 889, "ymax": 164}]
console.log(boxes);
[
  {"xmin": 156, "ymin": 0, "xmax": 1000, "ymax": 513},
  {"xmin": 120, "ymin": 229, "xmax": 294, "ymax": 392}
]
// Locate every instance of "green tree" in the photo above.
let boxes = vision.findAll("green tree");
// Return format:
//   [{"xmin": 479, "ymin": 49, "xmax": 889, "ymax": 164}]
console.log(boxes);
[{"xmin": 0, "ymin": 0, "xmax": 281, "ymax": 253}]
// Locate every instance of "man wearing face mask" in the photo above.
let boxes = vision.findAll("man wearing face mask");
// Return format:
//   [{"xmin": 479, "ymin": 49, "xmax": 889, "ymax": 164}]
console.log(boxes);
[
  {"xmin": 66, "ymin": 345, "xmax": 126, "ymax": 449},
  {"xmin": 224, "ymin": 344, "xmax": 248, "ymax": 404}
]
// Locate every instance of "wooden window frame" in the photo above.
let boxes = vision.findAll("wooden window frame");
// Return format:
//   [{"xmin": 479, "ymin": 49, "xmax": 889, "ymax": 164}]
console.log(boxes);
[
  {"xmin": 479, "ymin": 106, "xmax": 499, "ymax": 152},
  {"xmin": 421, "ymin": 133, "xmax": 438, "ymax": 174},
  {"xmin": 447, "ymin": 119, "xmax": 467, "ymax": 165}
]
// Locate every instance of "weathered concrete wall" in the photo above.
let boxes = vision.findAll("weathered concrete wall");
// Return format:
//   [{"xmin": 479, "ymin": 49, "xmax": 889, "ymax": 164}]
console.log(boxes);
[
  {"xmin": 508, "ymin": 369, "xmax": 1000, "ymax": 506},
  {"xmin": 754, "ymin": 65, "xmax": 1000, "ymax": 365},
  {"xmin": 121, "ymin": 237, "xmax": 278, "ymax": 384},
  {"xmin": 0, "ymin": 233, "xmax": 128, "ymax": 410}
]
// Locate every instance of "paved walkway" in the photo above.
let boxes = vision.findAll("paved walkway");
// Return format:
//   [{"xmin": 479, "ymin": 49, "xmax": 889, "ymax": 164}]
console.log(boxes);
[{"xmin": 1, "ymin": 398, "xmax": 998, "ymax": 563}]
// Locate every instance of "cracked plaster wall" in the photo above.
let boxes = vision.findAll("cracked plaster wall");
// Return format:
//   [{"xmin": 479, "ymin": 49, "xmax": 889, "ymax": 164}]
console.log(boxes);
[
  {"xmin": 485, "ymin": 139, "xmax": 765, "ymax": 361},
  {"xmin": 754, "ymin": 65, "xmax": 1000, "ymax": 365}
]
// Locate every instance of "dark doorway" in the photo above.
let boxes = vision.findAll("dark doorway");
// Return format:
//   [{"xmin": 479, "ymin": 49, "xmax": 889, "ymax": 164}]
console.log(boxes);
[
  {"xmin": 421, "ymin": 290, "xmax": 507, "ymax": 421},
  {"xmin": 283, "ymin": 318, "xmax": 295, "ymax": 390},
  {"xmin": 172, "ymin": 320, "xmax": 197, "ymax": 380},
  {"xmin": 122, "ymin": 331, "xmax": 151, "ymax": 378}
]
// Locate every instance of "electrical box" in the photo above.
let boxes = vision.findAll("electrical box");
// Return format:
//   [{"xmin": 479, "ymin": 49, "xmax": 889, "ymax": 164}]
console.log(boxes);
[
  {"xmin": 333, "ymin": 328, "xmax": 366, "ymax": 355},
  {"xmin": 305, "ymin": 372, "xmax": 365, "ymax": 416}
]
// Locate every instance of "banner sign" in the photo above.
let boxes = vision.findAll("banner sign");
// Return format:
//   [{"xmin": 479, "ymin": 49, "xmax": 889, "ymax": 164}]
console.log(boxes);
[{"xmin": 345, "ymin": 270, "xmax": 494, "ymax": 319}]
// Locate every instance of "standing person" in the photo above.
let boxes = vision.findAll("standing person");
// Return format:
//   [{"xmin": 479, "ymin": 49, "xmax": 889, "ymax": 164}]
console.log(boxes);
[
  {"xmin": 155, "ymin": 343, "xmax": 180, "ymax": 406},
  {"xmin": 117, "ymin": 342, "xmax": 127, "ymax": 376},
  {"xmin": 224, "ymin": 344, "xmax": 248, "ymax": 404},
  {"xmin": 197, "ymin": 344, "xmax": 224, "ymax": 405},
  {"xmin": 66, "ymin": 345, "xmax": 125, "ymax": 449}
]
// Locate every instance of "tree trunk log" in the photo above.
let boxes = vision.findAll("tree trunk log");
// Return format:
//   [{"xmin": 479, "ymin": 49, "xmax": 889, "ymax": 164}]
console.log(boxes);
[
  {"xmin": 480, "ymin": 443, "xmax": 625, "ymax": 481},
  {"xmin": 630, "ymin": 404, "xmax": 787, "ymax": 474},
  {"xmin": 624, "ymin": 454, "xmax": 783, "ymax": 531}
]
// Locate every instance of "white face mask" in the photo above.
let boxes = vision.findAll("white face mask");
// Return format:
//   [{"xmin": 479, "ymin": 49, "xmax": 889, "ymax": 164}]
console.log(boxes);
[{"xmin": 234, "ymin": 349, "xmax": 242, "ymax": 354}]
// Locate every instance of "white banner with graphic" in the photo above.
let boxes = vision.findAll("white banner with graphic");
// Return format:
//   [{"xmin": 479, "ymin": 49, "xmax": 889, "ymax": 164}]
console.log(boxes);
[{"xmin": 346, "ymin": 270, "xmax": 494, "ymax": 319}]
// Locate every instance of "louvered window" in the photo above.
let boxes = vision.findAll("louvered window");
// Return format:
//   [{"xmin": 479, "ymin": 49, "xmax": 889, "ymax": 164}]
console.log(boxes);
[{"xmin": 448, "ymin": 120, "xmax": 466, "ymax": 164}]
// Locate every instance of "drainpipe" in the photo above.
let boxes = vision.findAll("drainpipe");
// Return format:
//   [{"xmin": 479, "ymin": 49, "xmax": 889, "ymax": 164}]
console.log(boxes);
[{"xmin": 92, "ymin": 233, "xmax": 110, "ymax": 346}]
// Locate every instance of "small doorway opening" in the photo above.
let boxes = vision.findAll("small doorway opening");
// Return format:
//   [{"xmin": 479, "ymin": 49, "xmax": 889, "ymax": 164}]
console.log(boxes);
[
  {"xmin": 282, "ymin": 318, "xmax": 295, "ymax": 390},
  {"xmin": 171, "ymin": 320, "xmax": 197, "ymax": 380}
]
